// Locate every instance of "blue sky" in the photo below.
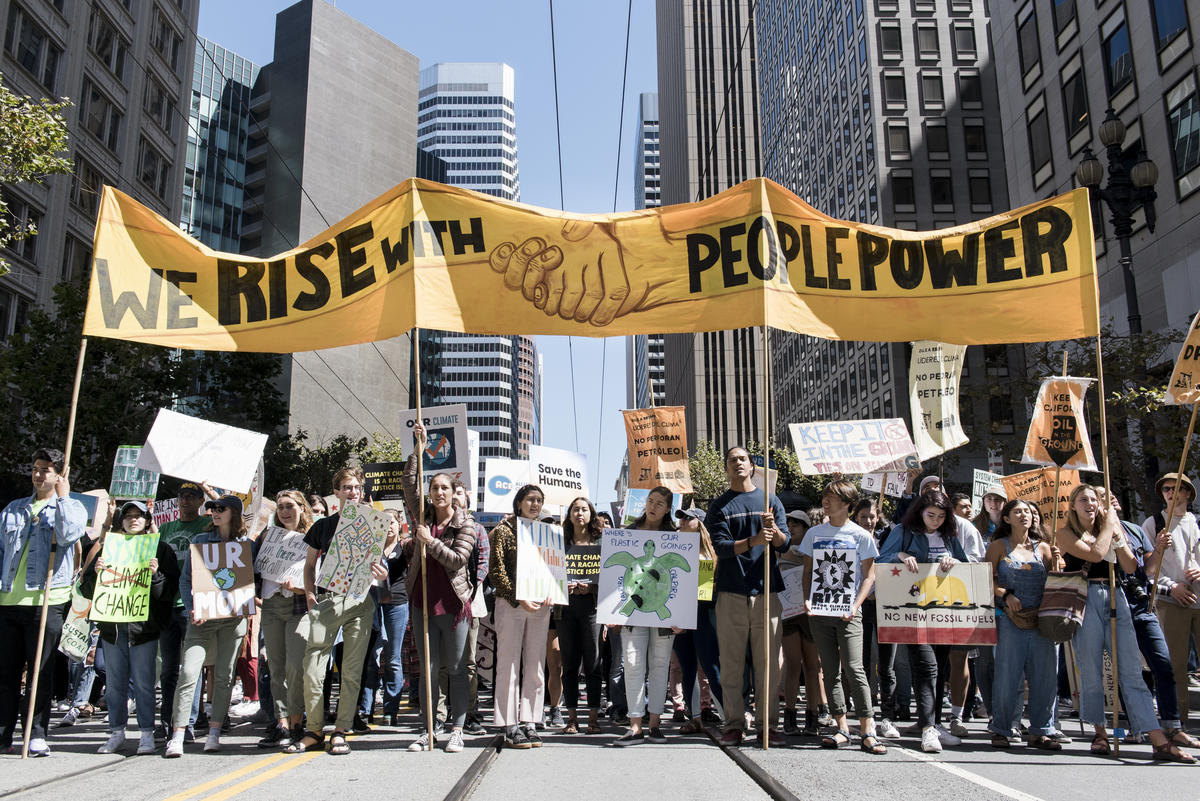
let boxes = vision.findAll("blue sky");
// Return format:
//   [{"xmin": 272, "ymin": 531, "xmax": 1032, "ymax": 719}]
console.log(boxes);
[{"xmin": 199, "ymin": 0, "xmax": 660, "ymax": 503}]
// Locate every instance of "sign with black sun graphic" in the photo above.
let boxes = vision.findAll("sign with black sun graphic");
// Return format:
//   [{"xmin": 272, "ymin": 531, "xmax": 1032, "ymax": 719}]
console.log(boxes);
[{"xmin": 809, "ymin": 546, "xmax": 858, "ymax": 616}]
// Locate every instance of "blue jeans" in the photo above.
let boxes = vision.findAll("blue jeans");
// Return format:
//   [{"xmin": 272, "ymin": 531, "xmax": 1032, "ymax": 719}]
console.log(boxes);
[
  {"xmin": 672, "ymin": 600, "xmax": 722, "ymax": 717},
  {"xmin": 988, "ymin": 616, "xmax": 1058, "ymax": 737},
  {"xmin": 1131, "ymin": 610, "xmax": 1180, "ymax": 729},
  {"xmin": 159, "ymin": 607, "xmax": 200, "ymax": 728},
  {"xmin": 380, "ymin": 603, "xmax": 410, "ymax": 716},
  {"xmin": 1075, "ymin": 582, "xmax": 1159, "ymax": 734},
  {"xmin": 68, "ymin": 627, "xmax": 100, "ymax": 707},
  {"xmin": 103, "ymin": 626, "xmax": 158, "ymax": 733}
]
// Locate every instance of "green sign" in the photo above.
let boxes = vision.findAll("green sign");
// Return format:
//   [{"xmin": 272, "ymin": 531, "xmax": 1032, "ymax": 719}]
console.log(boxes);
[{"xmin": 91, "ymin": 532, "xmax": 159, "ymax": 622}]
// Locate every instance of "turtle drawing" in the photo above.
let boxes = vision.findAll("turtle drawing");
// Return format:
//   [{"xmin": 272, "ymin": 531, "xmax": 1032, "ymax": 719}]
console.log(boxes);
[{"xmin": 605, "ymin": 540, "xmax": 691, "ymax": 619}]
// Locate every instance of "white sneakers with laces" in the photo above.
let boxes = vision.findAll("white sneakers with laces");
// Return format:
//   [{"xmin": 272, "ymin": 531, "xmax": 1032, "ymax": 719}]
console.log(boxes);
[
  {"xmin": 877, "ymin": 718, "xmax": 900, "ymax": 739},
  {"xmin": 204, "ymin": 728, "xmax": 221, "ymax": 753},
  {"xmin": 164, "ymin": 733, "xmax": 185, "ymax": 758},
  {"xmin": 445, "ymin": 729, "xmax": 465, "ymax": 753},
  {"xmin": 98, "ymin": 732, "xmax": 126, "ymax": 754},
  {"xmin": 921, "ymin": 726, "xmax": 943, "ymax": 753}
]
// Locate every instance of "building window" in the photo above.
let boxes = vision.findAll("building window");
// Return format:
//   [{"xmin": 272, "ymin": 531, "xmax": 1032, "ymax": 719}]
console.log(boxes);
[
  {"xmin": 1151, "ymin": 0, "xmax": 1189, "ymax": 51},
  {"xmin": 883, "ymin": 72, "xmax": 907, "ymax": 107},
  {"xmin": 71, "ymin": 157, "xmax": 105, "ymax": 218},
  {"xmin": 892, "ymin": 174, "xmax": 915, "ymax": 212},
  {"xmin": 989, "ymin": 392, "xmax": 1015, "ymax": 434},
  {"xmin": 138, "ymin": 137, "xmax": 172, "ymax": 202},
  {"xmin": 151, "ymin": 6, "xmax": 183, "ymax": 70},
  {"xmin": 1, "ymin": 191, "xmax": 42, "ymax": 263},
  {"xmin": 916, "ymin": 23, "xmax": 938, "ymax": 59},
  {"xmin": 964, "ymin": 120, "xmax": 987, "ymax": 156},
  {"xmin": 62, "ymin": 236, "xmax": 92, "ymax": 283},
  {"xmin": 959, "ymin": 71, "xmax": 983, "ymax": 108},
  {"xmin": 4, "ymin": 4, "xmax": 62, "ymax": 92},
  {"xmin": 87, "ymin": 7, "xmax": 128, "ymax": 79},
  {"xmin": 886, "ymin": 122, "xmax": 910, "ymax": 159},
  {"xmin": 1102, "ymin": 23, "xmax": 1134, "ymax": 97},
  {"xmin": 1052, "ymin": 0, "xmax": 1076, "ymax": 35},
  {"xmin": 921, "ymin": 72, "xmax": 944, "ymax": 110},
  {"xmin": 1061, "ymin": 72, "xmax": 1089, "ymax": 137},
  {"xmin": 1018, "ymin": 11, "xmax": 1040, "ymax": 76},
  {"xmin": 879, "ymin": 22, "xmax": 902, "ymax": 57},
  {"xmin": 952, "ymin": 22, "xmax": 976, "ymax": 60},
  {"xmin": 80, "ymin": 81, "xmax": 122, "ymax": 152},
  {"xmin": 969, "ymin": 171, "xmax": 992, "ymax": 209},
  {"xmin": 144, "ymin": 77, "xmax": 176, "ymax": 135},
  {"xmin": 1028, "ymin": 103, "xmax": 1053, "ymax": 178},
  {"xmin": 1167, "ymin": 82, "xmax": 1199, "ymax": 182},
  {"xmin": 926, "ymin": 121, "xmax": 950, "ymax": 157},
  {"xmin": 930, "ymin": 171, "xmax": 953, "ymax": 209}
]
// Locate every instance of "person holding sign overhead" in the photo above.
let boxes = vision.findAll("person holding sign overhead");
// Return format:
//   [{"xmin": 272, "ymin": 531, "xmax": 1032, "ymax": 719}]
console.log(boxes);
[
  {"xmin": 558, "ymin": 497, "xmax": 605, "ymax": 735},
  {"xmin": 80, "ymin": 500, "xmax": 177, "ymax": 755},
  {"xmin": 164, "ymin": 495, "xmax": 253, "ymax": 758}
]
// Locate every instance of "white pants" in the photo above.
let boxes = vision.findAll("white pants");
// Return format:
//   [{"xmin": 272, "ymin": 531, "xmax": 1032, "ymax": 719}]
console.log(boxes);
[{"xmin": 622, "ymin": 626, "xmax": 675, "ymax": 719}]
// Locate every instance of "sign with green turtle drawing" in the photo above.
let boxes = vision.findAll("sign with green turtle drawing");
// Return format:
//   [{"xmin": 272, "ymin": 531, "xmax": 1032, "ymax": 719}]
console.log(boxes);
[{"xmin": 597, "ymin": 528, "xmax": 700, "ymax": 629}]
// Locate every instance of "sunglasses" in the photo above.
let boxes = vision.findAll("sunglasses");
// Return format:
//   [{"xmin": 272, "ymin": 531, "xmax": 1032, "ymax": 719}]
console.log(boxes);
[{"xmin": 211, "ymin": 505, "xmax": 229, "ymax": 513}]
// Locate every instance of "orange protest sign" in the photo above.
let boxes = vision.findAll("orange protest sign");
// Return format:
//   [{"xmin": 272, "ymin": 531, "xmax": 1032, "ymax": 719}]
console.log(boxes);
[
  {"xmin": 1166, "ymin": 309, "xmax": 1200, "ymax": 405},
  {"xmin": 1001, "ymin": 466, "xmax": 1081, "ymax": 523},
  {"xmin": 623, "ymin": 407, "xmax": 692, "ymax": 493},
  {"xmin": 1022, "ymin": 377, "xmax": 1097, "ymax": 470}
]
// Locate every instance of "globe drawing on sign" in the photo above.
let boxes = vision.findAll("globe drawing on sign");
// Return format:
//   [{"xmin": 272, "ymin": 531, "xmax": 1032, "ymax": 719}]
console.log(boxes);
[
  {"xmin": 214, "ymin": 567, "xmax": 237, "ymax": 590},
  {"xmin": 424, "ymin": 430, "xmax": 454, "ymax": 467}
]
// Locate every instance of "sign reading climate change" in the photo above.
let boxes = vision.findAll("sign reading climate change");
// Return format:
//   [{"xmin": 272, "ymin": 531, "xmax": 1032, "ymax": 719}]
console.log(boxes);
[
  {"xmin": 908, "ymin": 341, "xmax": 968, "ymax": 461},
  {"xmin": 399, "ymin": 404, "xmax": 471, "ymax": 492},
  {"xmin": 598, "ymin": 528, "xmax": 700, "ymax": 629},
  {"xmin": 789, "ymin": 419, "xmax": 918, "ymax": 475},
  {"xmin": 85, "ymin": 180, "xmax": 1097, "ymax": 352},
  {"xmin": 91, "ymin": 532, "xmax": 160, "ymax": 623},
  {"xmin": 515, "ymin": 519, "xmax": 568, "ymax": 605},
  {"xmin": 623, "ymin": 407, "xmax": 692, "ymax": 493}
]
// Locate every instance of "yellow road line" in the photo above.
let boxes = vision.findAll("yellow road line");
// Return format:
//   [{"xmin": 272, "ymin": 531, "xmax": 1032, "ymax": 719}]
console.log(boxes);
[
  {"xmin": 159, "ymin": 752, "xmax": 292, "ymax": 801},
  {"xmin": 197, "ymin": 750, "xmax": 324, "ymax": 801}
]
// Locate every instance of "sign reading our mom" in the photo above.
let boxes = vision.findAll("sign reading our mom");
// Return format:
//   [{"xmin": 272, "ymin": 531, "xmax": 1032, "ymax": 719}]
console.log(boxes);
[
  {"xmin": 789, "ymin": 418, "xmax": 918, "ymax": 475},
  {"xmin": 189, "ymin": 540, "xmax": 254, "ymax": 621}
]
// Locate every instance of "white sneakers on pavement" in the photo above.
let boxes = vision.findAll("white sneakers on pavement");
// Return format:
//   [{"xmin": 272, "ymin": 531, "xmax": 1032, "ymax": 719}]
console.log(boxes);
[
  {"xmin": 27, "ymin": 737, "xmax": 51, "ymax": 757},
  {"xmin": 164, "ymin": 733, "xmax": 185, "ymax": 758},
  {"xmin": 98, "ymin": 732, "xmax": 126, "ymax": 754},
  {"xmin": 921, "ymin": 726, "xmax": 943, "ymax": 753},
  {"xmin": 445, "ymin": 729, "xmax": 465, "ymax": 753},
  {"xmin": 877, "ymin": 718, "xmax": 900, "ymax": 739},
  {"xmin": 204, "ymin": 728, "xmax": 221, "ymax": 753}
]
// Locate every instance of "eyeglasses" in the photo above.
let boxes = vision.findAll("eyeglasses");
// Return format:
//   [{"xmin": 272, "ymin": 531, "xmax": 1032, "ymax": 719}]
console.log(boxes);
[{"xmin": 1162, "ymin": 485, "xmax": 1177, "ymax": 494}]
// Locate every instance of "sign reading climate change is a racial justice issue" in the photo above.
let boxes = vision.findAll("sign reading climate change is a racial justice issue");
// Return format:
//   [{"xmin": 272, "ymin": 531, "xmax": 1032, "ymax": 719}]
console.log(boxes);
[
  {"xmin": 789, "ymin": 419, "xmax": 919, "ymax": 476},
  {"xmin": 85, "ymin": 180, "xmax": 1097, "ymax": 353},
  {"xmin": 876, "ymin": 562, "xmax": 995, "ymax": 646},
  {"xmin": 189, "ymin": 540, "xmax": 255, "ymax": 621},
  {"xmin": 623, "ymin": 407, "xmax": 692, "ymax": 493},
  {"xmin": 515, "ymin": 519, "xmax": 569, "ymax": 605},
  {"xmin": 398, "ymin": 404, "xmax": 472, "ymax": 493},
  {"xmin": 598, "ymin": 528, "xmax": 700, "ymax": 630},
  {"xmin": 91, "ymin": 532, "xmax": 160, "ymax": 623}
]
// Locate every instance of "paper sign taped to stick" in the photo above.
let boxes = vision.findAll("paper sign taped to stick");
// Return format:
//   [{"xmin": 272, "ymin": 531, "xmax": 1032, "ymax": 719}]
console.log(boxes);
[
  {"xmin": 971, "ymin": 469, "xmax": 1007, "ymax": 512},
  {"xmin": 909, "ymin": 341, "xmax": 969, "ymax": 460},
  {"xmin": 1166, "ymin": 308, "xmax": 1200, "ymax": 405},
  {"xmin": 598, "ymin": 528, "xmax": 699, "ymax": 629},
  {"xmin": 1022, "ymin": 377, "xmax": 1097, "ymax": 470},
  {"xmin": 876, "ymin": 562, "xmax": 995, "ymax": 645},
  {"xmin": 254, "ymin": 526, "xmax": 308, "ymax": 585},
  {"xmin": 1001, "ymin": 466, "xmax": 1080, "ymax": 525},
  {"xmin": 621, "ymin": 488, "xmax": 684, "ymax": 527},
  {"xmin": 398, "ymin": 404, "xmax": 471, "ymax": 490},
  {"xmin": 189, "ymin": 540, "xmax": 255, "ymax": 620},
  {"xmin": 136, "ymin": 408, "xmax": 267, "ymax": 493},
  {"xmin": 110, "ymin": 446, "xmax": 159, "ymax": 500},
  {"xmin": 483, "ymin": 458, "xmax": 533, "ymax": 514},
  {"xmin": 315, "ymin": 503, "xmax": 388, "ymax": 602},
  {"xmin": 789, "ymin": 419, "xmax": 919, "ymax": 475},
  {"xmin": 515, "ymin": 519, "xmax": 568, "ymax": 605},
  {"xmin": 623, "ymin": 406, "xmax": 692, "ymax": 493},
  {"xmin": 529, "ymin": 445, "xmax": 590, "ymax": 509},
  {"xmin": 91, "ymin": 533, "xmax": 159, "ymax": 623}
]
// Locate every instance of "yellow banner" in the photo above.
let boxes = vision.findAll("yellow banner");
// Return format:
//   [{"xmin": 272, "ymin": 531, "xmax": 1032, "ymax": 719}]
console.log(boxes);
[
  {"xmin": 85, "ymin": 179, "xmax": 1099, "ymax": 351},
  {"xmin": 1166, "ymin": 308, "xmax": 1200, "ymax": 405},
  {"xmin": 1001, "ymin": 466, "xmax": 1081, "ymax": 527},
  {"xmin": 622, "ymin": 406, "xmax": 692, "ymax": 493}
]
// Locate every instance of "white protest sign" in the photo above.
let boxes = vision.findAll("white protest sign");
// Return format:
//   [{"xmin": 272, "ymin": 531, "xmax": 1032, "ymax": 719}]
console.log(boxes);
[
  {"xmin": 515, "ymin": 519, "xmax": 568, "ymax": 605},
  {"xmin": 484, "ymin": 458, "xmax": 533, "ymax": 513},
  {"xmin": 789, "ymin": 419, "xmax": 919, "ymax": 475},
  {"xmin": 909, "ymin": 341, "xmax": 969, "ymax": 461},
  {"xmin": 137, "ymin": 409, "xmax": 267, "ymax": 493},
  {"xmin": 779, "ymin": 562, "xmax": 807, "ymax": 620},
  {"xmin": 398, "ymin": 404, "xmax": 471, "ymax": 489},
  {"xmin": 861, "ymin": 472, "xmax": 906, "ymax": 498},
  {"xmin": 467, "ymin": 429, "xmax": 480, "ymax": 496},
  {"xmin": 315, "ymin": 503, "xmax": 388, "ymax": 601},
  {"xmin": 597, "ymin": 527, "xmax": 700, "ymax": 629},
  {"xmin": 529, "ymin": 444, "xmax": 590, "ymax": 508},
  {"xmin": 808, "ymin": 545, "xmax": 860, "ymax": 617},
  {"xmin": 971, "ymin": 469, "xmax": 1006, "ymax": 512},
  {"xmin": 254, "ymin": 526, "xmax": 308, "ymax": 585}
]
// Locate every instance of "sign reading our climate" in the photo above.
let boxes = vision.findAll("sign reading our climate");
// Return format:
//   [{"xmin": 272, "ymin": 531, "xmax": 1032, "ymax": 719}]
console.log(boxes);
[{"xmin": 398, "ymin": 404, "xmax": 471, "ymax": 492}]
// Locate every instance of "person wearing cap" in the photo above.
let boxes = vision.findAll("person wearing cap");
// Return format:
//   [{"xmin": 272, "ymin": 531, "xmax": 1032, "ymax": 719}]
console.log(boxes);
[
  {"xmin": 1142, "ymin": 472, "xmax": 1200, "ymax": 730},
  {"xmin": 779, "ymin": 508, "xmax": 829, "ymax": 736},
  {"xmin": 79, "ymin": 500, "xmax": 178, "ymax": 755},
  {"xmin": 972, "ymin": 489, "xmax": 1007, "ymax": 541},
  {"xmin": 673, "ymin": 506, "xmax": 722, "ymax": 735},
  {"xmin": 164, "ymin": 494, "xmax": 254, "ymax": 758}
]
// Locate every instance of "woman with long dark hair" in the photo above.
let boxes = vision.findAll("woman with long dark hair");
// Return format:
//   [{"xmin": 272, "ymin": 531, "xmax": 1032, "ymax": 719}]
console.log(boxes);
[{"xmin": 557, "ymin": 496, "xmax": 605, "ymax": 734}]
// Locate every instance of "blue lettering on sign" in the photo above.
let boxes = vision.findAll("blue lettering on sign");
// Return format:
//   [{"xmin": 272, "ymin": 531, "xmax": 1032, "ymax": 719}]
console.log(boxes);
[{"xmin": 488, "ymin": 474, "xmax": 518, "ymax": 493}]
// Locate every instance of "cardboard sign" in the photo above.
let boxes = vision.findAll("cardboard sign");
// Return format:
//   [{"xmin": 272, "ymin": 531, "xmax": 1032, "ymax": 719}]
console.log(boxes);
[
  {"xmin": 697, "ymin": 558, "xmax": 714, "ymax": 601},
  {"xmin": 565, "ymin": 543, "xmax": 601, "ymax": 584},
  {"xmin": 136, "ymin": 408, "xmax": 267, "ymax": 493},
  {"xmin": 189, "ymin": 540, "xmax": 255, "ymax": 620},
  {"xmin": 363, "ymin": 462, "xmax": 405, "ymax": 501},
  {"xmin": 779, "ymin": 562, "xmax": 806, "ymax": 619},
  {"xmin": 483, "ymin": 458, "xmax": 533, "ymax": 514},
  {"xmin": 620, "ymin": 488, "xmax": 684, "ymax": 527},
  {"xmin": 876, "ymin": 562, "xmax": 995, "ymax": 645},
  {"xmin": 597, "ymin": 528, "xmax": 700, "ymax": 629},
  {"xmin": 861, "ymin": 472, "xmax": 906, "ymax": 498},
  {"xmin": 1022, "ymin": 377, "xmax": 1098, "ymax": 470},
  {"xmin": 110, "ymin": 446, "xmax": 159, "ymax": 500},
  {"xmin": 971, "ymin": 469, "xmax": 1007, "ymax": 512},
  {"xmin": 909, "ymin": 341, "xmax": 969, "ymax": 460},
  {"xmin": 623, "ymin": 406, "xmax": 692, "ymax": 493},
  {"xmin": 152, "ymin": 497, "xmax": 180, "ymax": 530},
  {"xmin": 398, "ymin": 404, "xmax": 471, "ymax": 490},
  {"xmin": 315, "ymin": 503, "xmax": 388, "ymax": 601},
  {"xmin": 1166, "ymin": 308, "xmax": 1200, "ymax": 405},
  {"xmin": 254, "ymin": 526, "xmax": 308, "ymax": 585},
  {"xmin": 1001, "ymin": 466, "xmax": 1081, "ymax": 526},
  {"xmin": 515, "ymin": 519, "xmax": 568, "ymax": 604},
  {"xmin": 751, "ymin": 454, "xmax": 779, "ymax": 495},
  {"xmin": 529, "ymin": 444, "xmax": 590, "ymax": 508},
  {"xmin": 808, "ymin": 544, "xmax": 861, "ymax": 617},
  {"xmin": 789, "ymin": 419, "xmax": 919, "ymax": 476},
  {"xmin": 91, "ymin": 532, "xmax": 160, "ymax": 622},
  {"xmin": 70, "ymin": 490, "xmax": 110, "ymax": 541}
]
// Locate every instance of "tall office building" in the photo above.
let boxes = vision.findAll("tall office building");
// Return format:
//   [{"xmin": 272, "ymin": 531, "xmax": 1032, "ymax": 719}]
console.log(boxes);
[
  {"xmin": 0, "ymin": 0, "xmax": 197, "ymax": 336},
  {"xmin": 657, "ymin": 0, "xmax": 766, "ymax": 451},
  {"xmin": 991, "ymin": 1, "xmax": 1200, "ymax": 332},
  {"xmin": 414, "ymin": 62, "xmax": 540, "ymax": 491},
  {"xmin": 626, "ymin": 93, "xmax": 665, "ymax": 411},
  {"xmin": 240, "ymin": 0, "xmax": 418, "ymax": 443},
  {"xmin": 181, "ymin": 37, "xmax": 258, "ymax": 251},
  {"xmin": 757, "ymin": 0, "xmax": 1026, "ymax": 478}
]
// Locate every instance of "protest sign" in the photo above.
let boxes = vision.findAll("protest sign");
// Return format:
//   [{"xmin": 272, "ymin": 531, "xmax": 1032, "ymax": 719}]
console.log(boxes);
[
  {"xmin": 789, "ymin": 419, "xmax": 919, "ymax": 475},
  {"xmin": 91, "ymin": 533, "xmax": 160, "ymax": 622},
  {"xmin": 137, "ymin": 408, "xmax": 267, "ymax": 492},
  {"xmin": 59, "ymin": 589, "xmax": 93, "ymax": 660},
  {"xmin": 189, "ymin": 540, "xmax": 255, "ymax": 620},
  {"xmin": 779, "ymin": 562, "xmax": 806, "ymax": 619},
  {"xmin": 484, "ymin": 458, "xmax": 533, "ymax": 514},
  {"xmin": 1166, "ymin": 308, "xmax": 1200, "ymax": 405},
  {"xmin": 315, "ymin": 503, "xmax": 388, "ymax": 602},
  {"xmin": 110, "ymin": 446, "xmax": 159, "ymax": 500},
  {"xmin": 565, "ymin": 543, "xmax": 601, "ymax": 585},
  {"xmin": 398, "ymin": 404, "xmax": 471, "ymax": 489},
  {"xmin": 529, "ymin": 445, "xmax": 590, "ymax": 508},
  {"xmin": 212, "ymin": 457, "xmax": 265, "ymax": 534},
  {"xmin": 363, "ymin": 462, "xmax": 406, "ymax": 501},
  {"xmin": 752, "ymin": 454, "xmax": 778, "ymax": 495},
  {"xmin": 323, "ymin": 494, "xmax": 340, "ymax": 517},
  {"xmin": 515, "ymin": 519, "xmax": 569, "ymax": 605},
  {"xmin": 623, "ymin": 406, "xmax": 692, "ymax": 493},
  {"xmin": 861, "ymin": 472, "xmax": 905, "ymax": 498},
  {"xmin": 807, "ymin": 538, "xmax": 861, "ymax": 617},
  {"xmin": 467, "ymin": 429, "xmax": 480, "ymax": 496},
  {"xmin": 698, "ymin": 558, "xmax": 715, "ymax": 601},
  {"xmin": 876, "ymin": 562, "xmax": 995, "ymax": 645},
  {"xmin": 152, "ymin": 497, "xmax": 180, "ymax": 530},
  {"xmin": 254, "ymin": 526, "xmax": 308, "ymax": 585},
  {"xmin": 909, "ymin": 341, "xmax": 968, "ymax": 461},
  {"xmin": 70, "ymin": 490, "xmax": 110, "ymax": 540},
  {"xmin": 598, "ymin": 528, "xmax": 700, "ymax": 629},
  {"xmin": 1001, "ymin": 466, "xmax": 1080, "ymax": 524},
  {"xmin": 620, "ymin": 488, "xmax": 684, "ymax": 526},
  {"xmin": 1022, "ymin": 377, "xmax": 1098, "ymax": 470},
  {"xmin": 971, "ymin": 469, "xmax": 1007, "ymax": 512}
]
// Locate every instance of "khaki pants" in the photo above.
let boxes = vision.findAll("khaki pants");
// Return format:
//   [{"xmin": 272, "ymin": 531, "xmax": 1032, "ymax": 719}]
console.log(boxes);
[
  {"xmin": 716, "ymin": 592, "xmax": 781, "ymax": 733},
  {"xmin": 299, "ymin": 593, "xmax": 375, "ymax": 732},
  {"xmin": 172, "ymin": 617, "xmax": 248, "ymax": 730},
  {"xmin": 492, "ymin": 601, "xmax": 551, "ymax": 727},
  {"xmin": 1156, "ymin": 600, "xmax": 1200, "ymax": 725},
  {"xmin": 260, "ymin": 593, "xmax": 305, "ymax": 721}
]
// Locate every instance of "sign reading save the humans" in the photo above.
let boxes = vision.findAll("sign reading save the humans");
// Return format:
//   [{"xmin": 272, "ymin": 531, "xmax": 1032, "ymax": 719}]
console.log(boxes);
[
  {"xmin": 515, "ymin": 519, "xmax": 568, "ymax": 605},
  {"xmin": 597, "ymin": 528, "xmax": 699, "ymax": 629},
  {"xmin": 789, "ymin": 419, "xmax": 919, "ymax": 475},
  {"xmin": 529, "ymin": 445, "xmax": 589, "ymax": 508},
  {"xmin": 189, "ymin": 540, "xmax": 255, "ymax": 620},
  {"xmin": 91, "ymin": 533, "xmax": 159, "ymax": 623}
]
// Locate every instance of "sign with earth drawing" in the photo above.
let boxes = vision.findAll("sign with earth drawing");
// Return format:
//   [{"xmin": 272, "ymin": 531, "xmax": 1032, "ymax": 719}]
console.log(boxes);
[
  {"xmin": 597, "ymin": 528, "xmax": 700, "ymax": 630},
  {"xmin": 398, "ymin": 404, "xmax": 471, "ymax": 491},
  {"xmin": 189, "ymin": 540, "xmax": 255, "ymax": 621},
  {"xmin": 808, "ymin": 543, "xmax": 860, "ymax": 617}
]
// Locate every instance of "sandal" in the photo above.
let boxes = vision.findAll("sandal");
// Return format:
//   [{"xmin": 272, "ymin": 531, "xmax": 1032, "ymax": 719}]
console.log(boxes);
[
  {"xmin": 820, "ymin": 729, "xmax": 851, "ymax": 749},
  {"xmin": 1028, "ymin": 735, "xmax": 1062, "ymax": 751},
  {"xmin": 586, "ymin": 718, "xmax": 602, "ymax": 735},
  {"xmin": 283, "ymin": 731, "xmax": 324, "ymax": 754},
  {"xmin": 860, "ymin": 734, "xmax": 887, "ymax": 755},
  {"xmin": 1167, "ymin": 728, "xmax": 1200, "ymax": 749},
  {"xmin": 1090, "ymin": 732, "xmax": 1111, "ymax": 755},
  {"xmin": 679, "ymin": 719, "xmax": 704, "ymax": 735},
  {"xmin": 1153, "ymin": 741, "xmax": 1197, "ymax": 763},
  {"xmin": 327, "ymin": 732, "xmax": 351, "ymax": 756},
  {"xmin": 991, "ymin": 733, "xmax": 1011, "ymax": 749}
]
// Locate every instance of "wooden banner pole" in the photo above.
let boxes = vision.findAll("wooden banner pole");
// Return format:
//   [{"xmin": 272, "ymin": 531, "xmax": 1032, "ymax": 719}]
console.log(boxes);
[
  {"xmin": 414, "ymin": 329, "xmax": 434, "ymax": 751},
  {"xmin": 1149, "ymin": 401, "xmax": 1199, "ymax": 612},
  {"xmin": 761, "ymin": 324, "xmax": 773, "ymax": 748},
  {"xmin": 1093, "ymin": 335, "xmax": 1120, "ymax": 755},
  {"xmin": 1049, "ymin": 349, "xmax": 1068, "ymax": 551}
]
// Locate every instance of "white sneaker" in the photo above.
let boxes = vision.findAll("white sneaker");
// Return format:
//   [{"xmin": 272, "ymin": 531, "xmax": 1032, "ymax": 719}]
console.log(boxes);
[
  {"xmin": 921, "ymin": 726, "xmax": 942, "ymax": 753},
  {"xmin": 164, "ymin": 734, "xmax": 184, "ymax": 758},
  {"xmin": 229, "ymin": 700, "xmax": 260, "ymax": 718},
  {"xmin": 948, "ymin": 716, "xmax": 969, "ymax": 738},
  {"xmin": 408, "ymin": 732, "xmax": 435, "ymax": 752},
  {"xmin": 877, "ymin": 718, "xmax": 900, "ymax": 739},
  {"xmin": 445, "ymin": 729, "xmax": 464, "ymax": 753},
  {"xmin": 137, "ymin": 730, "xmax": 157, "ymax": 755},
  {"xmin": 28, "ymin": 737, "xmax": 51, "ymax": 757},
  {"xmin": 98, "ymin": 732, "xmax": 126, "ymax": 754},
  {"xmin": 204, "ymin": 728, "xmax": 221, "ymax": 752},
  {"xmin": 936, "ymin": 724, "xmax": 962, "ymax": 746}
]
